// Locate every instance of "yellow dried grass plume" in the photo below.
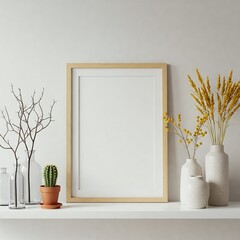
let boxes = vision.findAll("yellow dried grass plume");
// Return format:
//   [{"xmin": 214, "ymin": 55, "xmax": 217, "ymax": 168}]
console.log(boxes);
[{"xmin": 188, "ymin": 68, "xmax": 240, "ymax": 145}]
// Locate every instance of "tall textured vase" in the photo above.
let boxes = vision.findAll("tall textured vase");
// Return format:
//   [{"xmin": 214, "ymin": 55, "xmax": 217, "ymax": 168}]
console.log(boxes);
[
  {"xmin": 21, "ymin": 150, "xmax": 42, "ymax": 205},
  {"xmin": 205, "ymin": 145, "xmax": 229, "ymax": 206},
  {"xmin": 180, "ymin": 158, "xmax": 202, "ymax": 206}
]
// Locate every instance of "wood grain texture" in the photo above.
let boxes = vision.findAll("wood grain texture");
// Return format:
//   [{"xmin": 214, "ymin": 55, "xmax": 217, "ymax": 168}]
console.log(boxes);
[{"xmin": 66, "ymin": 63, "xmax": 168, "ymax": 203}]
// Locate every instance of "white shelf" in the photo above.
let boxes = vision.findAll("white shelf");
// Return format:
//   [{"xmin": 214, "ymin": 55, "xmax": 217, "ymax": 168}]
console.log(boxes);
[{"xmin": 1, "ymin": 202, "xmax": 240, "ymax": 219}]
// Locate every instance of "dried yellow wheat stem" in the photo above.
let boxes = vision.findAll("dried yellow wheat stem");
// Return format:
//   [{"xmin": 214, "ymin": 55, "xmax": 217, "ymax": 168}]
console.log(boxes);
[{"xmin": 188, "ymin": 68, "xmax": 240, "ymax": 145}]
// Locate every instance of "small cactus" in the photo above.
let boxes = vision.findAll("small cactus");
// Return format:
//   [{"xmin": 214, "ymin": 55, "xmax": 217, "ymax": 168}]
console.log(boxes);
[{"xmin": 43, "ymin": 165, "xmax": 58, "ymax": 187}]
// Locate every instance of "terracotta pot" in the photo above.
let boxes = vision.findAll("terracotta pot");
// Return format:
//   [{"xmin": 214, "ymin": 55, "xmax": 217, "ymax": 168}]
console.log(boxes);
[{"xmin": 40, "ymin": 185, "xmax": 60, "ymax": 205}]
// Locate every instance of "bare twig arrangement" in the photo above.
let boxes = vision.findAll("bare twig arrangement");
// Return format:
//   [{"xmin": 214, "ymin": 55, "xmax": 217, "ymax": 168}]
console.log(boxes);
[
  {"xmin": 0, "ymin": 85, "xmax": 56, "ymax": 205},
  {"xmin": 0, "ymin": 105, "xmax": 24, "ymax": 207}
]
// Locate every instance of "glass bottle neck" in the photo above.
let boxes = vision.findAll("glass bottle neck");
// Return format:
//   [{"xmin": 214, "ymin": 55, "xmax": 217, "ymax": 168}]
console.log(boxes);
[
  {"xmin": 210, "ymin": 145, "xmax": 224, "ymax": 152},
  {"xmin": 0, "ymin": 168, "xmax": 7, "ymax": 174},
  {"xmin": 13, "ymin": 164, "xmax": 21, "ymax": 170},
  {"xmin": 186, "ymin": 158, "xmax": 197, "ymax": 164}
]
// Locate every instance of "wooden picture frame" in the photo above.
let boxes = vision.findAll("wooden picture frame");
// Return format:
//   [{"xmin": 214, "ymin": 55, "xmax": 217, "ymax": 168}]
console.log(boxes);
[{"xmin": 67, "ymin": 63, "xmax": 168, "ymax": 203}]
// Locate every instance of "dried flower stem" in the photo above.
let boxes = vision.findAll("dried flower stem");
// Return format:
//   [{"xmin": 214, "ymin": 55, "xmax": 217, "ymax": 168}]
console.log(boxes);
[
  {"xmin": 188, "ymin": 69, "xmax": 240, "ymax": 145},
  {"xmin": 0, "ymin": 85, "xmax": 55, "ymax": 205},
  {"xmin": 164, "ymin": 113, "xmax": 208, "ymax": 159},
  {"xmin": 0, "ymin": 104, "xmax": 24, "ymax": 207},
  {"xmin": 10, "ymin": 85, "xmax": 56, "ymax": 203}
]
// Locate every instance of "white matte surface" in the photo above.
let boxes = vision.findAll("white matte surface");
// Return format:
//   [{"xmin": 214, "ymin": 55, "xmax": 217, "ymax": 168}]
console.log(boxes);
[
  {"xmin": 72, "ymin": 68, "xmax": 164, "ymax": 198},
  {"xmin": 0, "ymin": 202, "xmax": 240, "ymax": 219}
]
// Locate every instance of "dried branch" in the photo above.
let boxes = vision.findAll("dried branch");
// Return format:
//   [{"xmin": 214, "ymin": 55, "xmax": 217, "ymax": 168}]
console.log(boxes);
[
  {"xmin": 0, "ymin": 85, "xmax": 56, "ymax": 206},
  {"xmin": 0, "ymin": 107, "xmax": 23, "ymax": 162}
]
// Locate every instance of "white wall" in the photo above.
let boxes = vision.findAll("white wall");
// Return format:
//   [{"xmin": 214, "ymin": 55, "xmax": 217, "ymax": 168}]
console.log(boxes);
[{"xmin": 1, "ymin": 0, "xmax": 240, "ymax": 239}]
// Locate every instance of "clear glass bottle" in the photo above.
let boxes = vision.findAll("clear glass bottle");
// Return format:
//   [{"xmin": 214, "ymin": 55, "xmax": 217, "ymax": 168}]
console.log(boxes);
[
  {"xmin": 9, "ymin": 164, "xmax": 25, "ymax": 209},
  {"xmin": 21, "ymin": 150, "xmax": 42, "ymax": 204},
  {"xmin": 0, "ymin": 168, "xmax": 10, "ymax": 206}
]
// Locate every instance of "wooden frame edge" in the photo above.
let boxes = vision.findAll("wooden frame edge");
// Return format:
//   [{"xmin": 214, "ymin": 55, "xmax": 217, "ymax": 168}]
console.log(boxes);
[
  {"xmin": 66, "ymin": 63, "xmax": 168, "ymax": 203},
  {"xmin": 162, "ymin": 63, "xmax": 168, "ymax": 202},
  {"xmin": 66, "ymin": 64, "xmax": 73, "ymax": 202},
  {"xmin": 67, "ymin": 197, "xmax": 167, "ymax": 203}
]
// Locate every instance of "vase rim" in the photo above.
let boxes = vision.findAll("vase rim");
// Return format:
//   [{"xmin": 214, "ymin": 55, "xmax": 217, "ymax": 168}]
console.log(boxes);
[
  {"xmin": 210, "ymin": 144, "xmax": 224, "ymax": 146},
  {"xmin": 190, "ymin": 175, "xmax": 203, "ymax": 178},
  {"xmin": 210, "ymin": 144, "xmax": 224, "ymax": 151},
  {"xmin": 13, "ymin": 163, "xmax": 21, "ymax": 167},
  {"xmin": 40, "ymin": 185, "xmax": 60, "ymax": 188}
]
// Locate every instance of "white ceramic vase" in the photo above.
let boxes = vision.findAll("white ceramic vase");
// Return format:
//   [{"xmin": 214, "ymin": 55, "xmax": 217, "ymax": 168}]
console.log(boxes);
[
  {"xmin": 180, "ymin": 158, "xmax": 202, "ymax": 206},
  {"xmin": 205, "ymin": 145, "xmax": 229, "ymax": 206},
  {"xmin": 186, "ymin": 175, "xmax": 209, "ymax": 209}
]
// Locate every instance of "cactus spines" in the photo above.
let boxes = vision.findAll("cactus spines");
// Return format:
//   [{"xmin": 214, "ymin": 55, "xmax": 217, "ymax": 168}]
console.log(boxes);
[{"xmin": 44, "ymin": 165, "xmax": 58, "ymax": 187}]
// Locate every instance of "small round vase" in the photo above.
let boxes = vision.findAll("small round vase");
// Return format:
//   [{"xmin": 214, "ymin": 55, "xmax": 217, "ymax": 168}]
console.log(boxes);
[
  {"xmin": 186, "ymin": 175, "xmax": 209, "ymax": 209},
  {"xmin": 180, "ymin": 158, "xmax": 202, "ymax": 206},
  {"xmin": 205, "ymin": 145, "xmax": 229, "ymax": 206}
]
